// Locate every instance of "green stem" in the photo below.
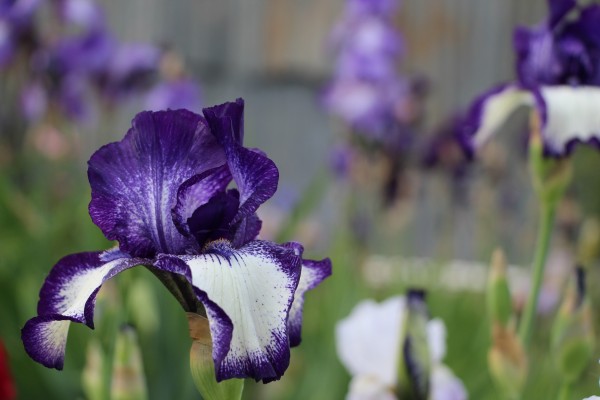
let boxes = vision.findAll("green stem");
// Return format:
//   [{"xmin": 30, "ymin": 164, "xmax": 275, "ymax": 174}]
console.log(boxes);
[
  {"xmin": 518, "ymin": 202, "xmax": 557, "ymax": 348},
  {"xmin": 557, "ymin": 382, "xmax": 571, "ymax": 400}
]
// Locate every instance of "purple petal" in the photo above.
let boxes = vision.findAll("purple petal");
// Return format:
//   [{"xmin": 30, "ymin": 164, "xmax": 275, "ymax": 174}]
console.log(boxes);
[
  {"xmin": 171, "ymin": 165, "xmax": 232, "ymax": 237},
  {"xmin": 21, "ymin": 252, "xmax": 143, "ymax": 369},
  {"xmin": 88, "ymin": 109, "xmax": 226, "ymax": 257},
  {"xmin": 202, "ymin": 98, "xmax": 244, "ymax": 144},
  {"xmin": 156, "ymin": 240, "xmax": 302, "ymax": 382},
  {"xmin": 548, "ymin": 0, "xmax": 576, "ymax": 28},
  {"xmin": 203, "ymin": 101, "xmax": 279, "ymax": 224},
  {"xmin": 230, "ymin": 213, "xmax": 262, "ymax": 248},
  {"xmin": 288, "ymin": 257, "xmax": 332, "ymax": 347}
]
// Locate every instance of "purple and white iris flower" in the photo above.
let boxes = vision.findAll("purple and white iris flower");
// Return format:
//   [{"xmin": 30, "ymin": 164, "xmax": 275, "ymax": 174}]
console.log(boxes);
[
  {"xmin": 21, "ymin": 99, "xmax": 332, "ymax": 382},
  {"xmin": 463, "ymin": 0, "xmax": 600, "ymax": 157},
  {"xmin": 336, "ymin": 296, "xmax": 467, "ymax": 400}
]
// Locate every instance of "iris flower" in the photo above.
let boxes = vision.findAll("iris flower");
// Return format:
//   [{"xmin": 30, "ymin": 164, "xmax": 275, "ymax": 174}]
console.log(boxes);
[
  {"xmin": 336, "ymin": 295, "xmax": 466, "ymax": 400},
  {"xmin": 462, "ymin": 0, "xmax": 600, "ymax": 157},
  {"xmin": 21, "ymin": 99, "xmax": 332, "ymax": 382}
]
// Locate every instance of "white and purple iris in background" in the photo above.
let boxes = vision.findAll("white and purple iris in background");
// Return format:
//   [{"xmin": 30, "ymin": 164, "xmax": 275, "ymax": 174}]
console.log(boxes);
[
  {"xmin": 324, "ymin": 0, "xmax": 422, "ymax": 150},
  {"xmin": 21, "ymin": 99, "xmax": 332, "ymax": 382},
  {"xmin": 462, "ymin": 0, "xmax": 600, "ymax": 157},
  {"xmin": 336, "ymin": 293, "xmax": 467, "ymax": 400}
]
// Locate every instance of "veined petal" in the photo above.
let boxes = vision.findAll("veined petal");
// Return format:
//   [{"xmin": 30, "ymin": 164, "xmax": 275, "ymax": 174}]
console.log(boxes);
[
  {"xmin": 336, "ymin": 297, "xmax": 405, "ymax": 387},
  {"xmin": 288, "ymin": 257, "xmax": 332, "ymax": 347},
  {"xmin": 463, "ymin": 84, "xmax": 533, "ymax": 156},
  {"xmin": 171, "ymin": 165, "xmax": 232, "ymax": 237},
  {"xmin": 203, "ymin": 101, "xmax": 279, "ymax": 224},
  {"xmin": 88, "ymin": 109, "xmax": 226, "ymax": 257},
  {"xmin": 21, "ymin": 252, "xmax": 144, "ymax": 369},
  {"xmin": 538, "ymin": 86, "xmax": 600, "ymax": 155},
  {"xmin": 156, "ymin": 240, "xmax": 302, "ymax": 382}
]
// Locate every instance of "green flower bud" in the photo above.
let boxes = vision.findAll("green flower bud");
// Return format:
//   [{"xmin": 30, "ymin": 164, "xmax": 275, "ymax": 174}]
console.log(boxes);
[
  {"xmin": 187, "ymin": 313, "xmax": 244, "ymax": 400},
  {"xmin": 528, "ymin": 112, "xmax": 572, "ymax": 206},
  {"xmin": 110, "ymin": 326, "xmax": 148, "ymax": 400},
  {"xmin": 82, "ymin": 339, "xmax": 106, "ymax": 400},
  {"xmin": 487, "ymin": 248, "xmax": 513, "ymax": 327},
  {"xmin": 551, "ymin": 267, "xmax": 595, "ymax": 384},
  {"xmin": 488, "ymin": 323, "xmax": 528, "ymax": 400}
]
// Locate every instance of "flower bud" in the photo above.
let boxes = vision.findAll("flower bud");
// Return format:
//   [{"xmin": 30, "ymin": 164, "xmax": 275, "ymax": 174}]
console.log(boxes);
[
  {"xmin": 487, "ymin": 248, "xmax": 513, "ymax": 327},
  {"xmin": 110, "ymin": 326, "xmax": 148, "ymax": 400},
  {"xmin": 82, "ymin": 339, "xmax": 106, "ymax": 400},
  {"xmin": 397, "ymin": 290, "xmax": 431, "ymax": 400},
  {"xmin": 528, "ymin": 112, "xmax": 572, "ymax": 206},
  {"xmin": 187, "ymin": 313, "xmax": 244, "ymax": 400},
  {"xmin": 551, "ymin": 267, "xmax": 595, "ymax": 384},
  {"xmin": 487, "ymin": 323, "xmax": 527, "ymax": 399}
]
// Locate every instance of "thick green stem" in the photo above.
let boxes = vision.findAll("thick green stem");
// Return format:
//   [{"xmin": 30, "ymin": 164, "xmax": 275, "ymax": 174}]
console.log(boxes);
[{"xmin": 518, "ymin": 203, "xmax": 557, "ymax": 348}]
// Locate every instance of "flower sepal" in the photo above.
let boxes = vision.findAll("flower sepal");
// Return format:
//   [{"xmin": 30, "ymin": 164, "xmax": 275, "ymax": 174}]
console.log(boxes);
[{"xmin": 187, "ymin": 313, "xmax": 244, "ymax": 400}]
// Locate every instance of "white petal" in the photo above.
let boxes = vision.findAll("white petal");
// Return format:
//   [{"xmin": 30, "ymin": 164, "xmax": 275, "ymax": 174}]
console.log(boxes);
[
  {"xmin": 469, "ymin": 85, "xmax": 533, "ymax": 149},
  {"xmin": 427, "ymin": 318, "xmax": 447, "ymax": 364},
  {"xmin": 430, "ymin": 365, "xmax": 468, "ymax": 400},
  {"xmin": 177, "ymin": 240, "xmax": 301, "ymax": 381},
  {"xmin": 336, "ymin": 296, "xmax": 405, "ymax": 386},
  {"xmin": 346, "ymin": 375, "xmax": 397, "ymax": 400},
  {"xmin": 540, "ymin": 86, "xmax": 600, "ymax": 154}
]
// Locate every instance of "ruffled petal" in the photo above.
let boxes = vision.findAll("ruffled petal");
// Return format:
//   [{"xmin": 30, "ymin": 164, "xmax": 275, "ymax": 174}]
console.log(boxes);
[
  {"xmin": 538, "ymin": 86, "xmax": 600, "ymax": 155},
  {"xmin": 21, "ymin": 252, "xmax": 144, "ymax": 369},
  {"xmin": 203, "ymin": 101, "xmax": 279, "ymax": 224},
  {"xmin": 463, "ymin": 84, "xmax": 533, "ymax": 156},
  {"xmin": 88, "ymin": 109, "xmax": 226, "ymax": 257},
  {"xmin": 156, "ymin": 240, "xmax": 301, "ymax": 382},
  {"xmin": 288, "ymin": 257, "xmax": 332, "ymax": 347},
  {"xmin": 171, "ymin": 165, "xmax": 232, "ymax": 237},
  {"xmin": 336, "ymin": 296, "xmax": 405, "ymax": 387}
]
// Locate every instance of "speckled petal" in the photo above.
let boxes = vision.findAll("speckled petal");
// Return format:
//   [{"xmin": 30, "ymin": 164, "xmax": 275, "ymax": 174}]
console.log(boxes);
[
  {"xmin": 156, "ymin": 240, "xmax": 301, "ymax": 382},
  {"xmin": 21, "ymin": 252, "xmax": 144, "ymax": 369}
]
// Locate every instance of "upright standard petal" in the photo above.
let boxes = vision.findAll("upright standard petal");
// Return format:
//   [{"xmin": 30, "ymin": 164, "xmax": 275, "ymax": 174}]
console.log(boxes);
[
  {"xmin": 88, "ymin": 109, "xmax": 226, "ymax": 257},
  {"xmin": 463, "ymin": 84, "xmax": 533, "ymax": 156},
  {"xmin": 538, "ymin": 86, "xmax": 600, "ymax": 155},
  {"xmin": 21, "ymin": 252, "xmax": 143, "ymax": 369},
  {"xmin": 203, "ymin": 101, "xmax": 279, "ymax": 224},
  {"xmin": 288, "ymin": 257, "xmax": 332, "ymax": 347},
  {"xmin": 156, "ymin": 240, "xmax": 302, "ymax": 382}
]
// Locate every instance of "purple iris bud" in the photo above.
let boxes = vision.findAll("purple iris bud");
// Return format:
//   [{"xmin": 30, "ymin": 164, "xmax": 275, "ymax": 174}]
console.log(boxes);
[
  {"xmin": 463, "ymin": 0, "xmax": 600, "ymax": 158},
  {"xmin": 21, "ymin": 100, "xmax": 331, "ymax": 383},
  {"xmin": 144, "ymin": 78, "xmax": 202, "ymax": 112}
]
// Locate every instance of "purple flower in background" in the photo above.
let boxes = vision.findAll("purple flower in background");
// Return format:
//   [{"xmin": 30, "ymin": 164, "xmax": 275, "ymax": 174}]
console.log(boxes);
[
  {"xmin": 0, "ymin": 0, "xmax": 39, "ymax": 66},
  {"xmin": 21, "ymin": 99, "xmax": 331, "ymax": 382},
  {"xmin": 463, "ymin": 0, "xmax": 600, "ymax": 157},
  {"xmin": 145, "ymin": 78, "xmax": 202, "ymax": 112},
  {"xmin": 324, "ymin": 0, "xmax": 422, "ymax": 150}
]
